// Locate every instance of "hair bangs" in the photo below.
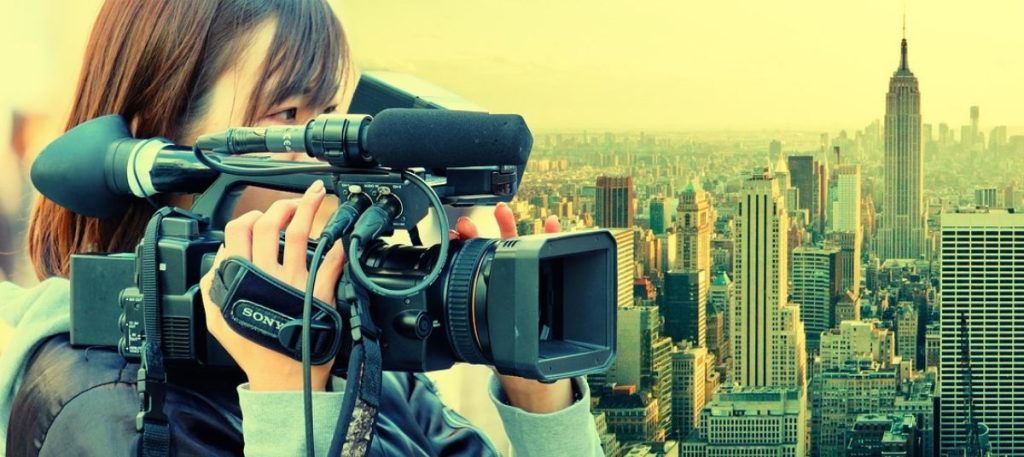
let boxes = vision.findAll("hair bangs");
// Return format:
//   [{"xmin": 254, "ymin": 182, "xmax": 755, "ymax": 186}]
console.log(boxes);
[{"xmin": 247, "ymin": 0, "xmax": 349, "ymax": 122}]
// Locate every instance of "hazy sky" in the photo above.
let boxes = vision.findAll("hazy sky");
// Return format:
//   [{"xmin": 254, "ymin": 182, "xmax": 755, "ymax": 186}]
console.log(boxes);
[{"xmin": 336, "ymin": 1, "xmax": 1024, "ymax": 131}]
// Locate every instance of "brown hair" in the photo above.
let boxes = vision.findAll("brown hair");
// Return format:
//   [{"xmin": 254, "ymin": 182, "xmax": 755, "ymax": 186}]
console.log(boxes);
[{"xmin": 28, "ymin": 0, "xmax": 349, "ymax": 279}]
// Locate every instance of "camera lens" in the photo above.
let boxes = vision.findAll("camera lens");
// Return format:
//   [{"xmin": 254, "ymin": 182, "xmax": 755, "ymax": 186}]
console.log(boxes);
[{"xmin": 444, "ymin": 238, "xmax": 497, "ymax": 366}]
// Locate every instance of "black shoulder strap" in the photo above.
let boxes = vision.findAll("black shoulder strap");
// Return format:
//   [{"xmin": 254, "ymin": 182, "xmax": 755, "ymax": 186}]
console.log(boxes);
[
  {"xmin": 327, "ymin": 272, "xmax": 383, "ymax": 456},
  {"xmin": 137, "ymin": 207, "xmax": 205, "ymax": 457}
]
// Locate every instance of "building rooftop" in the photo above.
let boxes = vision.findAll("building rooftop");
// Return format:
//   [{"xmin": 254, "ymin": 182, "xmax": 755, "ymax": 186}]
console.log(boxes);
[
  {"xmin": 712, "ymin": 271, "xmax": 731, "ymax": 286},
  {"xmin": 596, "ymin": 392, "xmax": 649, "ymax": 410}
]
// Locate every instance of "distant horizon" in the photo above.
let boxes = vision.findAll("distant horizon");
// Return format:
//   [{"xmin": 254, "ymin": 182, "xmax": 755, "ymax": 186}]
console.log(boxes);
[{"xmin": 530, "ymin": 123, "xmax": 1024, "ymax": 136}]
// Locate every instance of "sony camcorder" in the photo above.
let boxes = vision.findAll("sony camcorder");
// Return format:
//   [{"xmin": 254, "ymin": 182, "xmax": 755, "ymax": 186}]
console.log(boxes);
[{"xmin": 32, "ymin": 75, "xmax": 616, "ymax": 381}]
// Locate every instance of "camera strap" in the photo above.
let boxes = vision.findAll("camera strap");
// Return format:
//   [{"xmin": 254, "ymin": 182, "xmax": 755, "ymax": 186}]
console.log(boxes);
[
  {"xmin": 208, "ymin": 256, "xmax": 345, "ymax": 364},
  {"xmin": 137, "ymin": 206, "xmax": 206, "ymax": 457},
  {"xmin": 327, "ymin": 272, "xmax": 383, "ymax": 457}
]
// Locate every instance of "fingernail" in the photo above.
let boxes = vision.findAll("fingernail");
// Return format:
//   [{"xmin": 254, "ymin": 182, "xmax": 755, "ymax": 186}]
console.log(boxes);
[
  {"xmin": 496, "ymin": 202, "xmax": 507, "ymax": 209},
  {"xmin": 458, "ymin": 216, "xmax": 470, "ymax": 224},
  {"xmin": 307, "ymin": 180, "xmax": 325, "ymax": 195}
]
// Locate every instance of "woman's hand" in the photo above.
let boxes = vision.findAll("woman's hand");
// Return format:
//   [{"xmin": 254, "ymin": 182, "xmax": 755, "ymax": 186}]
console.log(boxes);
[
  {"xmin": 451, "ymin": 203, "xmax": 575, "ymax": 414},
  {"xmin": 199, "ymin": 181, "xmax": 346, "ymax": 391}
]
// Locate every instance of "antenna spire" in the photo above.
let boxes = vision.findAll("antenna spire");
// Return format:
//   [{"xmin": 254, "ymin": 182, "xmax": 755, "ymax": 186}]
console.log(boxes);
[{"xmin": 899, "ymin": 3, "xmax": 910, "ymax": 72}]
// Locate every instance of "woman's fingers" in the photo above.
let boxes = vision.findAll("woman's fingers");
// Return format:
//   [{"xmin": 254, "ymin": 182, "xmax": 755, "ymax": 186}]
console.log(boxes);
[
  {"xmin": 455, "ymin": 217, "xmax": 479, "ymax": 239},
  {"xmin": 495, "ymin": 202, "xmax": 518, "ymax": 239},
  {"xmin": 251, "ymin": 199, "xmax": 300, "ymax": 270},
  {"xmin": 544, "ymin": 215, "xmax": 561, "ymax": 234},
  {"xmin": 313, "ymin": 243, "xmax": 346, "ymax": 305},
  {"xmin": 284, "ymin": 181, "xmax": 327, "ymax": 279},
  {"xmin": 223, "ymin": 210, "xmax": 263, "ymax": 260}
]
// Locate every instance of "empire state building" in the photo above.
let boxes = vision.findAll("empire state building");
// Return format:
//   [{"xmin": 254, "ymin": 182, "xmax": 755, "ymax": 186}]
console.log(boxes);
[{"xmin": 878, "ymin": 36, "xmax": 926, "ymax": 261}]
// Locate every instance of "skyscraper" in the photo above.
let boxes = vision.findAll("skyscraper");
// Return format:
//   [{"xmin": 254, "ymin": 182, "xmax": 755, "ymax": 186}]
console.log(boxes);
[
  {"xmin": 974, "ymin": 186, "xmax": 997, "ymax": 208},
  {"xmin": 649, "ymin": 195, "xmax": 670, "ymax": 235},
  {"xmin": 613, "ymin": 228, "xmax": 635, "ymax": 309},
  {"xmin": 676, "ymin": 180, "xmax": 712, "ymax": 274},
  {"xmin": 788, "ymin": 155, "xmax": 823, "ymax": 233},
  {"xmin": 791, "ymin": 245, "xmax": 841, "ymax": 354},
  {"xmin": 832, "ymin": 165, "xmax": 862, "ymax": 234},
  {"xmin": 939, "ymin": 209, "xmax": 1024, "ymax": 456},
  {"xmin": 709, "ymin": 272, "xmax": 734, "ymax": 374},
  {"xmin": 732, "ymin": 168, "xmax": 806, "ymax": 388},
  {"xmin": 663, "ymin": 271, "xmax": 707, "ymax": 348},
  {"xmin": 894, "ymin": 301, "xmax": 918, "ymax": 370},
  {"xmin": 596, "ymin": 176, "xmax": 635, "ymax": 229},
  {"xmin": 877, "ymin": 35, "xmax": 926, "ymax": 261},
  {"xmin": 671, "ymin": 344, "xmax": 710, "ymax": 440}
]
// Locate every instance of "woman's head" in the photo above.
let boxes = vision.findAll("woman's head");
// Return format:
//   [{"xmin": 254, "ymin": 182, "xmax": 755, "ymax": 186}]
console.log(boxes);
[{"xmin": 29, "ymin": 0, "xmax": 354, "ymax": 279}]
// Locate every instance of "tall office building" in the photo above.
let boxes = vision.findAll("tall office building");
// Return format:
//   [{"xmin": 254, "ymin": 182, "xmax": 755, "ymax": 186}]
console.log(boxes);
[
  {"xmin": 676, "ymin": 180, "xmax": 713, "ymax": 275},
  {"xmin": 939, "ymin": 209, "xmax": 1024, "ymax": 456},
  {"xmin": 709, "ymin": 272, "xmax": 734, "ymax": 372},
  {"xmin": 671, "ymin": 344, "xmax": 711, "ymax": 440},
  {"xmin": 969, "ymin": 105, "xmax": 980, "ymax": 146},
  {"xmin": 732, "ymin": 168, "xmax": 806, "ymax": 388},
  {"xmin": 663, "ymin": 271, "xmax": 707, "ymax": 348},
  {"xmin": 649, "ymin": 196, "xmax": 671, "ymax": 235},
  {"xmin": 894, "ymin": 301, "xmax": 918, "ymax": 370},
  {"xmin": 769, "ymin": 139, "xmax": 782, "ymax": 159},
  {"xmin": 1003, "ymin": 181, "xmax": 1016, "ymax": 210},
  {"xmin": 613, "ymin": 229, "xmax": 636, "ymax": 309},
  {"xmin": 974, "ymin": 186, "xmax": 997, "ymax": 208},
  {"xmin": 791, "ymin": 245, "xmax": 841, "ymax": 354},
  {"xmin": 788, "ymin": 155, "xmax": 824, "ymax": 233},
  {"xmin": 877, "ymin": 35, "xmax": 926, "ymax": 261},
  {"xmin": 832, "ymin": 164, "xmax": 862, "ymax": 233},
  {"xmin": 596, "ymin": 176, "xmax": 635, "ymax": 229},
  {"xmin": 775, "ymin": 155, "xmax": 802, "ymax": 223},
  {"xmin": 681, "ymin": 386, "xmax": 809, "ymax": 457},
  {"xmin": 828, "ymin": 231, "xmax": 862, "ymax": 296}
]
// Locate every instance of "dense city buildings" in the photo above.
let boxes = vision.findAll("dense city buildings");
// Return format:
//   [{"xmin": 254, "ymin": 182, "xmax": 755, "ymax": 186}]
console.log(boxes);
[{"xmin": 508, "ymin": 26, "xmax": 1021, "ymax": 456}]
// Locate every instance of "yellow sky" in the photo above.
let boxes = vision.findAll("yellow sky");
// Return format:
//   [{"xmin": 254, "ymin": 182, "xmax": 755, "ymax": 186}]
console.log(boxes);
[
  {"xmin": 337, "ymin": 0, "xmax": 1024, "ymax": 131},
  {"xmin": 2, "ymin": 1, "xmax": 1021, "ymax": 133}
]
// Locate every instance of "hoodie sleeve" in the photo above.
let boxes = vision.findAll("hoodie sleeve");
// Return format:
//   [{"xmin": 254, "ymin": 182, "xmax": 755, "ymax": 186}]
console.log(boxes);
[{"xmin": 0, "ymin": 278, "xmax": 73, "ymax": 445}]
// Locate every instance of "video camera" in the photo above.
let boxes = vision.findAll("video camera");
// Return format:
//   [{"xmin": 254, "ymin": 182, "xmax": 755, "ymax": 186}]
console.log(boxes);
[{"xmin": 31, "ymin": 73, "xmax": 617, "ymax": 382}]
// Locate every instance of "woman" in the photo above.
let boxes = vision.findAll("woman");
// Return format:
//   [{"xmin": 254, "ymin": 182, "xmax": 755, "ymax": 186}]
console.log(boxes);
[{"xmin": 0, "ymin": 0, "xmax": 601, "ymax": 455}]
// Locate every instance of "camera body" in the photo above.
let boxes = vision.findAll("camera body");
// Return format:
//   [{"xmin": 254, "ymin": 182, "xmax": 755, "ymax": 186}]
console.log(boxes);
[
  {"xmin": 69, "ymin": 167, "xmax": 617, "ymax": 381},
  {"xmin": 42, "ymin": 73, "xmax": 617, "ymax": 382}
]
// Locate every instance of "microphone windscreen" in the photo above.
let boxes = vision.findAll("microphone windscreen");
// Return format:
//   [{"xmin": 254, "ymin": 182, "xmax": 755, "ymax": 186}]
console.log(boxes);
[
  {"xmin": 364, "ymin": 109, "xmax": 532, "ymax": 169},
  {"xmin": 30, "ymin": 115, "xmax": 134, "ymax": 219}
]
